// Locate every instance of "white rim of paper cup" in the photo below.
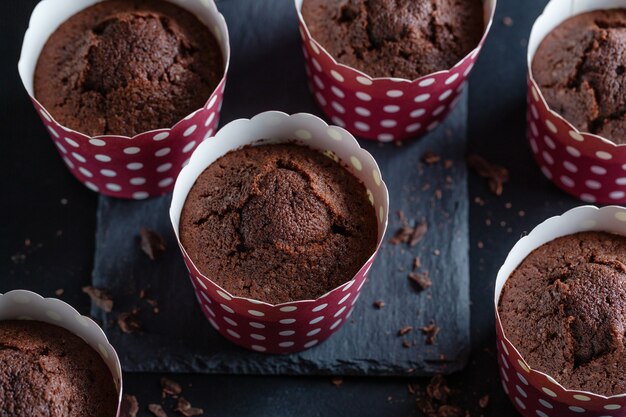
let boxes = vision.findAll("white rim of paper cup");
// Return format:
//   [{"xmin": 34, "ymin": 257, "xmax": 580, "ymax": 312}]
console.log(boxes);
[
  {"xmin": 0, "ymin": 289, "xmax": 123, "ymax": 413},
  {"xmin": 170, "ymin": 111, "xmax": 390, "ymax": 308},
  {"xmin": 18, "ymin": 0, "xmax": 230, "ymax": 141},
  {"xmin": 494, "ymin": 205, "xmax": 626, "ymax": 400},
  {"xmin": 294, "ymin": 0, "xmax": 496, "ymax": 84},
  {"xmin": 526, "ymin": 0, "xmax": 626, "ymax": 148}
]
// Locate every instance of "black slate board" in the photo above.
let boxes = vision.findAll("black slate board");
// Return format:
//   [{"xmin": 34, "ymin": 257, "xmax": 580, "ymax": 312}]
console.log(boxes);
[{"xmin": 90, "ymin": 0, "xmax": 470, "ymax": 376}]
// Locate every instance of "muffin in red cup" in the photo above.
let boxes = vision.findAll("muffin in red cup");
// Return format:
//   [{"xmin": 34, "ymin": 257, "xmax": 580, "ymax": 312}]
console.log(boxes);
[
  {"xmin": 495, "ymin": 206, "xmax": 626, "ymax": 417},
  {"xmin": 0, "ymin": 290, "xmax": 122, "ymax": 417},
  {"xmin": 295, "ymin": 0, "xmax": 496, "ymax": 142},
  {"xmin": 527, "ymin": 0, "xmax": 626, "ymax": 204},
  {"xmin": 18, "ymin": 0, "xmax": 230, "ymax": 199},
  {"xmin": 170, "ymin": 111, "xmax": 389, "ymax": 354}
]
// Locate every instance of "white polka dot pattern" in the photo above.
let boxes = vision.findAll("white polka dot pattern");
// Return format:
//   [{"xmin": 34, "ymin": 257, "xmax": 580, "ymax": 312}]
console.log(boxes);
[
  {"xmin": 296, "ymin": 9, "xmax": 491, "ymax": 142},
  {"xmin": 33, "ymin": 78, "xmax": 226, "ymax": 199},
  {"xmin": 526, "ymin": 75, "xmax": 626, "ymax": 204}
]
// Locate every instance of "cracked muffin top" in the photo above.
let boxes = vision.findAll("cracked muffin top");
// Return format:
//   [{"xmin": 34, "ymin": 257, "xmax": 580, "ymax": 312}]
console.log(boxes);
[
  {"xmin": 532, "ymin": 9, "xmax": 626, "ymax": 144},
  {"xmin": 179, "ymin": 144, "xmax": 378, "ymax": 305},
  {"xmin": 498, "ymin": 232, "xmax": 626, "ymax": 396},
  {"xmin": 0, "ymin": 320, "xmax": 118, "ymax": 417},
  {"xmin": 301, "ymin": 0, "xmax": 484, "ymax": 79},
  {"xmin": 34, "ymin": 0, "xmax": 223, "ymax": 137}
]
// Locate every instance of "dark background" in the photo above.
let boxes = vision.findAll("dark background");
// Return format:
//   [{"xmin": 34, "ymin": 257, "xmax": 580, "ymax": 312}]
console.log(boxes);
[{"xmin": 1, "ymin": 0, "xmax": 581, "ymax": 415}]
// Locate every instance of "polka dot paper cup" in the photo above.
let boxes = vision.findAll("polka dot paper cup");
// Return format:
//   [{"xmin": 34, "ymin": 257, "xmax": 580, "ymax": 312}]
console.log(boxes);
[
  {"xmin": 495, "ymin": 206, "xmax": 626, "ymax": 417},
  {"xmin": 527, "ymin": 0, "xmax": 626, "ymax": 204},
  {"xmin": 295, "ymin": 0, "xmax": 496, "ymax": 142},
  {"xmin": 0, "ymin": 289, "xmax": 123, "ymax": 416},
  {"xmin": 18, "ymin": 0, "xmax": 230, "ymax": 199},
  {"xmin": 170, "ymin": 111, "xmax": 389, "ymax": 354}
]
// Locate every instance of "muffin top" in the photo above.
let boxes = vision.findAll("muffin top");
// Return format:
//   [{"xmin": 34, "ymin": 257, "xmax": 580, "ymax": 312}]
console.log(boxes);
[
  {"xmin": 301, "ymin": 0, "xmax": 484, "ymax": 79},
  {"xmin": 498, "ymin": 231, "xmax": 626, "ymax": 396},
  {"xmin": 179, "ymin": 143, "xmax": 378, "ymax": 305},
  {"xmin": 532, "ymin": 9, "xmax": 626, "ymax": 144},
  {"xmin": 0, "ymin": 320, "xmax": 118, "ymax": 417},
  {"xmin": 34, "ymin": 0, "xmax": 223, "ymax": 137}
]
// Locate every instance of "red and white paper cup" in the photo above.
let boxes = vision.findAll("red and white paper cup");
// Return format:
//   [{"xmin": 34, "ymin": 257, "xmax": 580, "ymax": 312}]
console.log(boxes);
[
  {"xmin": 18, "ymin": 0, "xmax": 230, "ymax": 199},
  {"xmin": 295, "ymin": 0, "xmax": 496, "ymax": 142},
  {"xmin": 527, "ymin": 0, "xmax": 626, "ymax": 205},
  {"xmin": 170, "ymin": 111, "xmax": 389, "ymax": 354},
  {"xmin": 0, "ymin": 289, "xmax": 123, "ymax": 416},
  {"xmin": 495, "ymin": 206, "xmax": 626, "ymax": 417}
]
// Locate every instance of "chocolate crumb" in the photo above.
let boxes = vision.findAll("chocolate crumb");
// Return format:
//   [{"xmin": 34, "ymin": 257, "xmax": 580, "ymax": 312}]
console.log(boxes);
[
  {"xmin": 139, "ymin": 289, "xmax": 146, "ymax": 299},
  {"xmin": 408, "ymin": 272, "xmax": 432, "ymax": 291},
  {"xmin": 174, "ymin": 397, "xmax": 203, "ymax": 416},
  {"xmin": 118, "ymin": 312, "xmax": 141, "ymax": 334},
  {"xmin": 434, "ymin": 190, "xmax": 442, "ymax": 200},
  {"xmin": 518, "ymin": 210, "xmax": 526, "ymax": 217},
  {"xmin": 407, "ymin": 384, "xmax": 416, "ymax": 395},
  {"xmin": 443, "ymin": 160, "xmax": 453, "ymax": 169},
  {"xmin": 140, "ymin": 228, "xmax": 167, "ymax": 260},
  {"xmin": 477, "ymin": 241, "xmax": 484, "ymax": 249},
  {"xmin": 433, "ymin": 249, "xmax": 440, "ymax": 256},
  {"xmin": 55, "ymin": 288, "xmax": 64, "ymax": 296},
  {"xmin": 148, "ymin": 404, "xmax": 168, "ymax": 417},
  {"xmin": 82, "ymin": 286, "xmax": 113, "ymax": 313},
  {"xmin": 504, "ymin": 202, "xmax": 512, "ymax": 209},
  {"xmin": 120, "ymin": 394, "xmax": 139, "ymax": 417},
  {"xmin": 161, "ymin": 377, "xmax": 182, "ymax": 396},
  {"xmin": 421, "ymin": 151, "xmax": 441, "ymax": 165},
  {"xmin": 398, "ymin": 326, "xmax": 414, "ymax": 336},
  {"xmin": 467, "ymin": 154, "xmax": 509, "ymax": 196},
  {"xmin": 479, "ymin": 394, "xmax": 489, "ymax": 408},
  {"xmin": 421, "ymin": 322, "xmax": 440, "ymax": 345},
  {"xmin": 331, "ymin": 377, "xmax": 343, "ymax": 387},
  {"xmin": 389, "ymin": 217, "xmax": 427, "ymax": 247},
  {"xmin": 402, "ymin": 340, "xmax": 412, "ymax": 348},
  {"xmin": 413, "ymin": 256, "xmax": 421, "ymax": 270},
  {"xmin": 373, "ymin": 300, "xmax": 386, "ymax": 309},
  {"xmin": 502, "ymin": 16, "xmax": 514, "ymax": 26}
]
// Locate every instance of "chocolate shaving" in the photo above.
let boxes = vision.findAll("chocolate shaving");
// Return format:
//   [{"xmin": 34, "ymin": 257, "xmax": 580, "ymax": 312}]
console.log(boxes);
[
  {"xmin": 467, "ymin": 154, "xmax": 509, "ymax": 196},
  {"xmin": 421, "ymin": 151, "xmax": 441, "ymax": 165},
  {"xmin": 408, "ymin": 272, "xmax": 432, "ymax": 291},
  {"xmin": 373, "ymin": 300, "xmax": 386, "ymax": 309},
  {"xmin": 421, "ymin": 322, "xmax": 440, "ymax": 345},
  {"xmin": 389, "ymin": 213, "xmax": 428, "ymax": 247},
  {"xmin": 412, "ymin": 256, "xmax": 421, "ymax": 271},
  {"xmin": 140, "ymin": 228, "xmax": 167, "ymax": 260},
  {"xmin": 398, "ymin": 326, "xmax": 413, "ymax": 336},
  {"xmin": 118, "ymin": 312, "xmax": 141, "ymax": 334},
  {"xmin": 161, "ymin": 377, "xmax": 182, "ymax": 396},
  {"xmin": 120, "ymin": 394, "xmax": 139, "ymax": 417},
  {"xmin": 174, "ymin": 397, "xmax": 204, "ymax": 416},
  {"xmin": 402, "ymin": 340, "xmax": 412, "ymax": 348},
  {"xmin": 148, "ymin": 404, "xmax": 168, "ymax": 417},
  {"xmin": 82, "ymin": 286, "xmax": 113, "ymax": 313}
]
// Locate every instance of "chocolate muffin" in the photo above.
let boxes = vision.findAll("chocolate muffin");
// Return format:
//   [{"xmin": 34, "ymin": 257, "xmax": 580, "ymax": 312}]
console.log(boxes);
[
  {"xmin": 532, "ymin": 9, "xmax": 626, "ymax": 144},
  {"xmin": 179, "ymin": 143, "xmax": 378, "ymax": 305},
  {"xmin": 0, "ymin": 320, "xmax": 118, "ymax": 416},
  {"xmin": 301, "ymin": 0, "xmax": 484, "ymax": 79},
  {"xmin": 498, "ymin": 231, "xmax": 626, "ymax": 396},
  {"xmin": 34, "ymin": 0, "xmax": 223, "ymax": 137}
]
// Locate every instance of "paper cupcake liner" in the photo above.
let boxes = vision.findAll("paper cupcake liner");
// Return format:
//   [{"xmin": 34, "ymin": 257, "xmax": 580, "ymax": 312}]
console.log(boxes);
[
  {"xmin": 494, "ymin": 206, "xmax": 626, "ymax": 417},
  {"xmin": 294, "ymin": 0, "xmax": 496, "ymax": 142},
  {"xmin": 527, "ymin": 0, "xmax": 626, "ymax": 204},
  {"xmin": 170, "ymin": 111, "xmax": 389, "ymax": 354},
  {"xmin": 18, "ymin": 0, "xmax": 230, "ymax": 199},
  {"xmin": 0, "ymin": 290, "xmax": 123, "ymax": 416}
]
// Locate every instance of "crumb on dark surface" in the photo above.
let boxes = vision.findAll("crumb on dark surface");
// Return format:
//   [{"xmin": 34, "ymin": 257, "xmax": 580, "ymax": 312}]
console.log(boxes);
[
  {"xmin": 120, "ymin": 394, "xmax": 139, "ymax": 417},
  {"xmin": 421, "ymin": 322, "xmax": 440, "ymax": 345},
  {"xmin": 414, "ymin": 375, "xmax": 468, "ymax": 417},
  {"xmin": 413, "ymin": 256, "xmax": 421, "ymax": 271},
  {"xmin": 331, "ymin": 377, "xmax": 343, "ymax": 387},
  {"xmin": 389, "ymin": 213, "xmax": 428, "ymax": 247},
  {"xmin": 479, "ymin": 394, "xmax": 490, "ymax": 408},
  {"xmin": 82, "ymin": 286, "xmax": 113, "ymax": 313},
  {"xmin": 402, "ymin": 340, "xmax": 412, "ymax": 348},
  {"xmin": 502, "ymin": 16, "xmax": 514, "ymax": 26},
  {"xmin": 373, "ymin": 300, "xmax": 386, "ymax": 309},
  {"xmin": 55, "ymin": 288, "xmax": 64, "ymax": 296},
  {"xmin": 408, "ymin": 271, "xmax": 432, "ymax": 291},
  {"xmin": 421, "ymin": 151, "xmax": 441, "ymax": 165},
  {"xmin": 140, "ymin": 228, "xmax": 167, "ymax": 261},
  {"xmin": 148, "ymin": 404, "xmax": 168, "ymax": 417},
  {"xmin": 398, "ymin": 326, "xmax": 413, "ymax": 336},
  {"xmin": 118, "ymin": 312, "xmax": 142, "ymax": 334},
  {"xmin": 161, "ymin": 377, "xmax": 183, "ymax": 397},
  {"xmin": 174, "ymin": 397, "xmax": 204, "ymax": 416},
  {"xmin": 467, "ymin": 154, "xmax": 509, "ymax": 196}
]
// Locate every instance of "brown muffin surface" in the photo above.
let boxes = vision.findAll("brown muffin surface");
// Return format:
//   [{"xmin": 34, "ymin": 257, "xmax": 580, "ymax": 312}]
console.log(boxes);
[
  {"xmin": 179, "ymin": 144, "xmax": 378, "ymax": 305},
  {"xmin": 0, "ymin": 320, "xmax": 118, "ymax": 417},
  {"xmin": 34, "ymin": 0, "xmax": 223, "ymax": 137},
  {"xmin": 532, "ymin": 9, "xmax": 626, "ymax": 144},
  {"xmin": 498, "ymin": 232, "xmax": 626, "ymax": 396},
  {"xmin": 301, "ymin": 0, "xmax": 484, "ymax": 79}
]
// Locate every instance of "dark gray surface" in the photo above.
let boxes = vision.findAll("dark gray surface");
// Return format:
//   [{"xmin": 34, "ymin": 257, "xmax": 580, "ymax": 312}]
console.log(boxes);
[{"xmin": 91, "ymin": 0, "xmax": 470, "ymax": 376}]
